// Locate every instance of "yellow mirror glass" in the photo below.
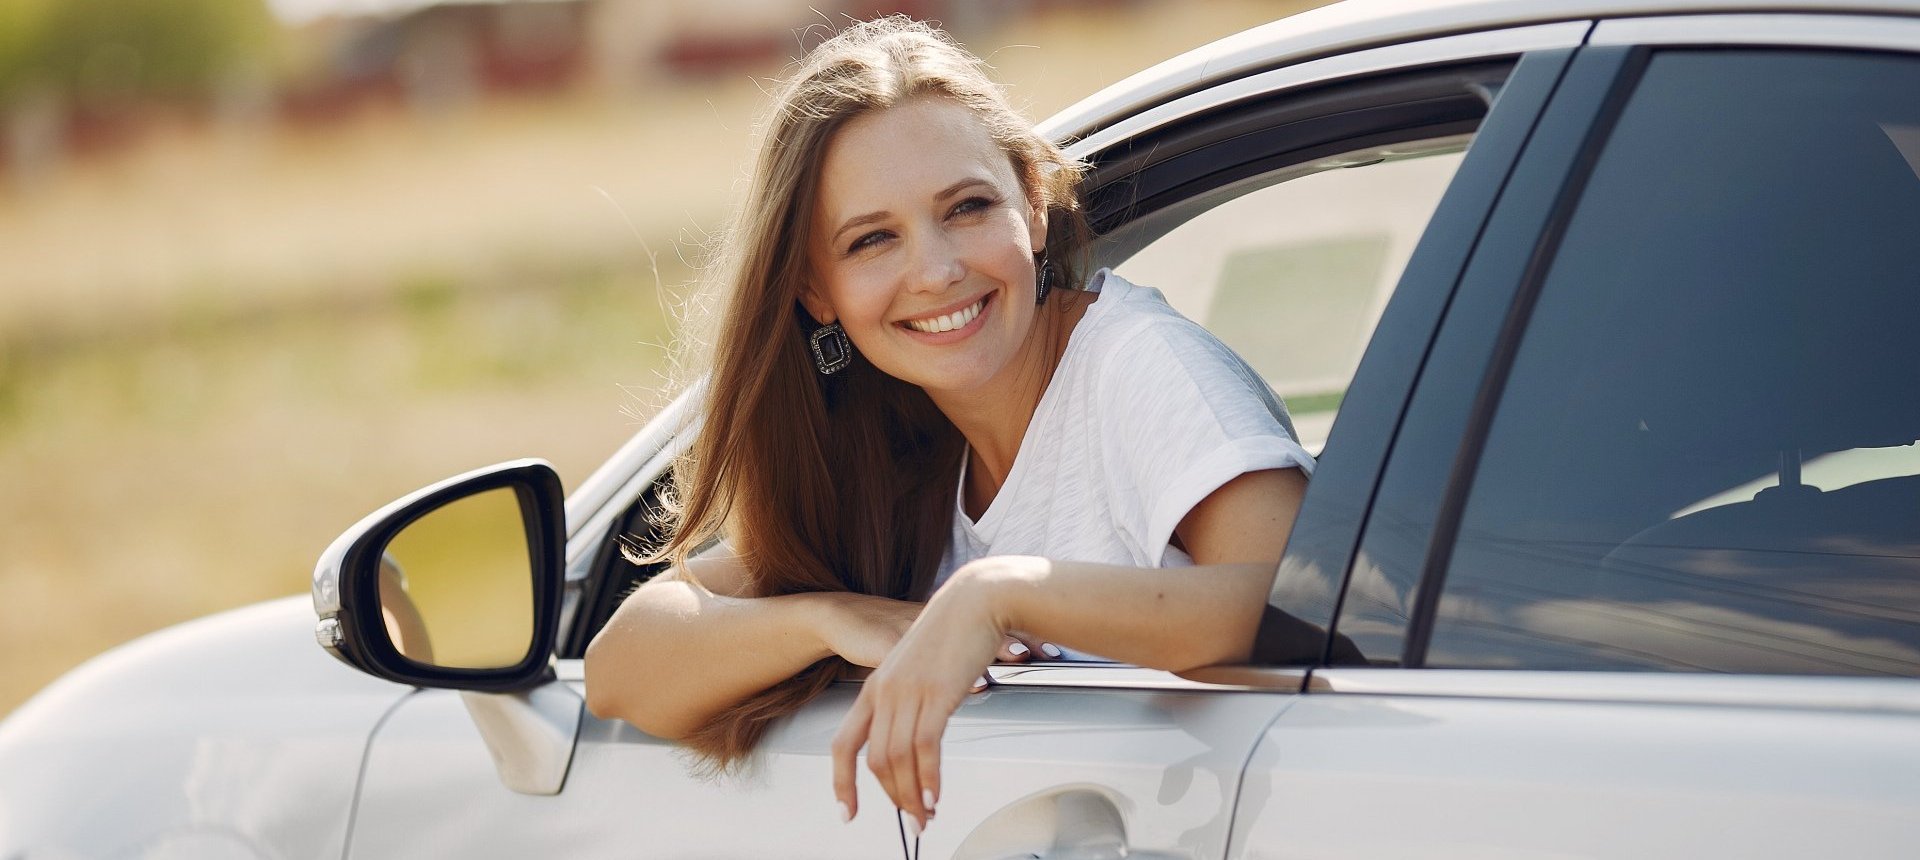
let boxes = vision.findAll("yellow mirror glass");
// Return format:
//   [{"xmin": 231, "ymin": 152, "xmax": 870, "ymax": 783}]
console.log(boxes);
[{"xmin": 378, "ymin": 487, "xmax": 535, "ymax": 669}]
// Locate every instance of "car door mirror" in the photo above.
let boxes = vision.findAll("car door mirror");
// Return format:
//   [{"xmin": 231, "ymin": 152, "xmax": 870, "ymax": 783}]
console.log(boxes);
[{"xmin": 313, "ymin": 459, "xmax": 565, "ymax": 691}]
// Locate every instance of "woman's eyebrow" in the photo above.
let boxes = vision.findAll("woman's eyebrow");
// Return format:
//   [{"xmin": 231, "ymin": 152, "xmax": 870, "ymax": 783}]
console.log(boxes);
[
  {"xmin": 934, "ymin": 176, "xmax": 994, "ymax": 200},
  {"xmin": 831, "ymin": 211, "xmax": 892, "ymax": 245},
  {"xmin": 830, "ymin": 176, "xmax": 998, "ymax": 244}
]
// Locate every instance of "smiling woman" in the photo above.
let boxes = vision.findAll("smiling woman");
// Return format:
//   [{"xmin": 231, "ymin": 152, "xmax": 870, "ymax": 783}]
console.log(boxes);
[{"xmin": 581, "ymin": 16, "xmax": 1313, "ymax": 836}]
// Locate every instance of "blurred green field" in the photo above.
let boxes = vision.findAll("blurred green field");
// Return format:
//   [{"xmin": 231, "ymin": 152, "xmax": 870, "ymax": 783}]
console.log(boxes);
[{"xmin": 0, "ymin": 0, "xmax": 1319, "ymax": 716}]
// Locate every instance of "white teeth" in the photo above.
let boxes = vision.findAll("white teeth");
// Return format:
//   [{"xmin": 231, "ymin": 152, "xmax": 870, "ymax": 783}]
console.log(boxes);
[{"xmin": 906, "ymin": 298, "xmax": 985, "ymax": 334}]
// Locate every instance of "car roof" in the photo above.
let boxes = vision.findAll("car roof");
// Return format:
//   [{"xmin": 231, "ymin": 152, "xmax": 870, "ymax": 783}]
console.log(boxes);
[{"xmin": 1038, "ymin": 0, "xmax": 1920, "ymax": 141}]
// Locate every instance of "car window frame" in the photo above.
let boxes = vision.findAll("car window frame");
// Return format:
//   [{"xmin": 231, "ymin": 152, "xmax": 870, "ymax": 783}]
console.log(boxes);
[{"xmin": 1366, "ymin": 12, "xmax": 1920, "ymax": 674}]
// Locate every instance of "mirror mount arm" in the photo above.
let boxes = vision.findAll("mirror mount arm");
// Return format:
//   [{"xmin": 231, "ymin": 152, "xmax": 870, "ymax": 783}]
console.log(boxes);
[{"xmin": 459, "ymin": 674, "xmax": 582, "ymax": 796}]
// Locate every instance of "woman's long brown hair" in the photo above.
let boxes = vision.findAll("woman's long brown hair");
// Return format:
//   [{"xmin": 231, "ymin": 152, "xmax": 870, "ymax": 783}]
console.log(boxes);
[{"xmin": 636, "ymin": 17, "xmax": 1089, "ymax": 770}]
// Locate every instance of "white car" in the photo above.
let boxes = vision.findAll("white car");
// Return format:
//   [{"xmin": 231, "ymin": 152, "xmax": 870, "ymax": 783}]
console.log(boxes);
[{"xmin": 7, "ymin": 0, "xmax": 1920, "ymax": 857}]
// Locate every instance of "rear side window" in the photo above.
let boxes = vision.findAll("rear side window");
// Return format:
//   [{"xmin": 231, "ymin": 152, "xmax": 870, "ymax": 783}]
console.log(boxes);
[{"xmin": 1429, "ymin": 50, "xmax": 1920, "ymax": 675}]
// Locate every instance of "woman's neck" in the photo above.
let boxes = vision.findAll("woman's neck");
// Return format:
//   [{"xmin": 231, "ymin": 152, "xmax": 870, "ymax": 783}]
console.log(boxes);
[{"xmin": 928, "ymin": 290, "xmax": 1095, "ymax": 516}]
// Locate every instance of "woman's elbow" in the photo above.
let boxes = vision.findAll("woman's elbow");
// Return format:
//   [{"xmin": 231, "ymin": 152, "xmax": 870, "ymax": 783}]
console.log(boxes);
[
  {"xmin": 582, "ymin": 685, "xmax": 626, "ymax": 725},
  {"xmin": 583, "ymin": 636, "xmax": 656, "ymax": 727},
  {"xmin": 581, "ymin": 642, "xmax": 625, "ymax": 720},
  {"xmin": 585, "ymin": 669, "xmax": 690, "ymax": 740},
  {"xmin": 583, "ymin": 637, "xmax": 706, "ymax": 740}
]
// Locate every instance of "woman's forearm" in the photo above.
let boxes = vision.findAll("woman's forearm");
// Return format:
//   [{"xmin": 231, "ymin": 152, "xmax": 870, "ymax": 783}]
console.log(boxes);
[
  {"xmin": 583, "ymin": 577, "xmax": 833, "ymax": 739},
  {"xmin": 961, "ymin": 558, "xmax": 1275, "ymax": 672}
]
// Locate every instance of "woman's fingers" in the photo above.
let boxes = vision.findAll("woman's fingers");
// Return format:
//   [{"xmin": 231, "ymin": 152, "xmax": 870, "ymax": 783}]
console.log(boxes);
[
  {"xmin": 865, "ymin": 692, "xmax": 899, "ymax": 816},
  {"xmin": 876, "ymin": 692, "xmax": 928, "ymax": 828},
  {"xmin": 998, "ymin": 637, "xmax": 1032, "ymax": 662},
  {"xmin": 1019, "ymin": 634, "xmax": 1063, "ymax": 659},
  {"xmin": 1000, "ymin": 634, "xmax": 1064, "ymax": 661},
  {"xmin": 911, "ymin": 695, "xmax": 949, "ymax": 825},
  {"xmin": 830, "ymin": 694, "xmax": 873, "ymax": 822}
]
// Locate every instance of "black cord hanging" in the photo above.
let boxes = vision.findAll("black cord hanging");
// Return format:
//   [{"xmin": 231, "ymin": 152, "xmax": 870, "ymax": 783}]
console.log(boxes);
[{"xmin": 894, "ymin": 808, "xmax": 920, "ymax": 860}]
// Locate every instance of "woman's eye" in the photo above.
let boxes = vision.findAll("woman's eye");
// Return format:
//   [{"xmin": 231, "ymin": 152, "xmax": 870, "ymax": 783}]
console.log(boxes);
[
  {"xmin": 950, "ymin": 196, "xmax": 995, "ymax": 217},
  {"xmin": 848, "ymin": 230, "xmax": 892, "ymax": 253}
]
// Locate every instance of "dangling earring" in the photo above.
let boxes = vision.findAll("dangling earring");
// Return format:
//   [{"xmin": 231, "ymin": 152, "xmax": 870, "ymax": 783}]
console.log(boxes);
[
  {"xmin": 1034, "ymin": 253, "xmax": 1053, "ymax": 305},
  {"xmin": 809, "ymin": 321, "xmax": 853, "ymax": 375}
]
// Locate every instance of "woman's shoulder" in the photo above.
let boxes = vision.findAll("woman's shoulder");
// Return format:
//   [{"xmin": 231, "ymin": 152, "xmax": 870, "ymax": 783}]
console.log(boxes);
[{"xmin": 1072, "ymin": 269, "xmax": 1241, "ymax": 369}]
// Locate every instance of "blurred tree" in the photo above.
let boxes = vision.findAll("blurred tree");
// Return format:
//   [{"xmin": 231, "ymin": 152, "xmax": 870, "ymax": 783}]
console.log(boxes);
[{"xmin": 1, "ymin": 0, "xmax": 276, "ymax": 111}]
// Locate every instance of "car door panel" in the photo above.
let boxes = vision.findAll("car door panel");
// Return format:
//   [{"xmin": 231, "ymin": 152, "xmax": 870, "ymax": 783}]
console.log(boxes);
[
  {"xmin": 345, "ymin": 673, "xmax": 1294, "ymax": 859},
  {"xmin": 1230, "ymin": 676, "xmax": 1920, "ymax": 860},
  {"xmin": 345, "ymin": 678, "xmax": 906, "ymax": 858}
]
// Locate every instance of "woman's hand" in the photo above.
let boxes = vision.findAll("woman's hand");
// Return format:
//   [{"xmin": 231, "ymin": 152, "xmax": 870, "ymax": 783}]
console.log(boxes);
[{"xmin": 830, "ymin": 556, "xmax": 1046, "ymax": 833}]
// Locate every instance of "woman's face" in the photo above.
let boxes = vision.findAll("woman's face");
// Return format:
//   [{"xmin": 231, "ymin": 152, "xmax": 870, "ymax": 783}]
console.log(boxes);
[{"xmin": 804, "ymin": 96, "xmax": 1048, "ymax": 397}]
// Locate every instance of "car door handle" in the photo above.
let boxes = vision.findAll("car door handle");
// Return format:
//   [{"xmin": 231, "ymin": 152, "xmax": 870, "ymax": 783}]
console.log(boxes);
[
  {"xmin": 1040, "ymin": 791, "xmax": 1128, "ymax": 860},
  {"xmin": 955, "ymin": 788, "xmax": 1180, "ymax": 860}
]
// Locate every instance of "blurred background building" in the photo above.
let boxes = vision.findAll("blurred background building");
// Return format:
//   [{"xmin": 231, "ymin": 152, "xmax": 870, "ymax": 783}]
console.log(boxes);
[{"xmin": 0, "ymin": 0, "xmax": 1321, "ymax": 715}]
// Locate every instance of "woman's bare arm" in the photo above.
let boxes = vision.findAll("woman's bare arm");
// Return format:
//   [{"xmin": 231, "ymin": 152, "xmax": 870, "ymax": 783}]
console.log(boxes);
[
  {"xmin": 582, "ymin": 546, "xmax": 921, "ymax": 740},
  {"xmin": 983, "ymin": 466, "xmax": 1307, "ymax": 670},
  {"xmin": 831, "ymin": 467, "xmax": 1307, "ymax": 827}
]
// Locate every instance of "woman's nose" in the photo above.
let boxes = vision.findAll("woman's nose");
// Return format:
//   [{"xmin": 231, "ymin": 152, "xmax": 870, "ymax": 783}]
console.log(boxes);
[{"xmin": 904, "ymin": 228, "xmax": 966, "ymax": 294}]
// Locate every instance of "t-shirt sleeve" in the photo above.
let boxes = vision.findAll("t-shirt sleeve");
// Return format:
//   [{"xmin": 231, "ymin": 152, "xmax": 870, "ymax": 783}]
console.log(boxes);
[{"xmin": 1094, "ymin": 315, "xmax": 1315, "ymax": 566}]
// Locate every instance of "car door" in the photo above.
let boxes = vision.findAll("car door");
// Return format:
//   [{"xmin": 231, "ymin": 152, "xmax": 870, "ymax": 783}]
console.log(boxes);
[
  {"xmin": 914, "ymin": 25, "xmax": 1589, "ymax": 860},
  {"xmin": 1229, "ymin": 13, "xmax": 1920, "ymax": 859},
  {"xmin": 340, "ymin": 19, "xmax": 1591, "ymax": 860}
]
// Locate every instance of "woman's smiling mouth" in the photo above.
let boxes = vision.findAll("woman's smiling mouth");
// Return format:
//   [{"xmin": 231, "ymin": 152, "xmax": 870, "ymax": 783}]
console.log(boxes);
[{"xmin": 900, "ymin": 294, "xmax": 990, "ymax": 335}]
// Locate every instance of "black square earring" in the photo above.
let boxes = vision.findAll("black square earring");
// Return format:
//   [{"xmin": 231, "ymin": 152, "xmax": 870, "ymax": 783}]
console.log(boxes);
[
  {"xmin": 1035, "ymin": 253, "xmax": 1053, "ymax": 305},
  {"xmin": 809, "ymin": 321, "xmax": 853, "ymax": 375}
]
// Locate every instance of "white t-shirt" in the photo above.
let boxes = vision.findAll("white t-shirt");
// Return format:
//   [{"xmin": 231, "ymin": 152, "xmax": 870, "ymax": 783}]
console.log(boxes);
[{"xmin": 934, "ymin": 269, "xmax": 1315, "ymax": 647}]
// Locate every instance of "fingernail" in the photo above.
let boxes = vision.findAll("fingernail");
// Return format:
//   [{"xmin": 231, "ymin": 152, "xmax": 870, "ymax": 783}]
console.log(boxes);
[
  {"xmin": 922, "ymin": 789, "xmax": 936, "ymax": 811},
  {"xmin": 906, "ymin": 815, "xmax": 922, "ymax": 838},
  {"xmin": 1040, "ymin": 643, "xmax": 1063, "ymax": 658},
  {"xmin": 1009, "ymin": 641, "xmax": 1029, "ymax": 656},
  {"xmin": 972, "ymin": 674, "xmax": 990, "ymax": 690},
  {"xmin": 838, "ymin": 800, "xmax": 851, "ymax": 823}
]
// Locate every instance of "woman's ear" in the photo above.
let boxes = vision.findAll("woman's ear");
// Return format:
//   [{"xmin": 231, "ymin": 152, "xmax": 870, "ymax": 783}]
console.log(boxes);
[
  {"xmin": 798, "ymin": 287, "xmax": 835, "ymax": 326},
  {"xmin": 1026, "ymin": 190, "xmax": 1050, "ymax": 252}
]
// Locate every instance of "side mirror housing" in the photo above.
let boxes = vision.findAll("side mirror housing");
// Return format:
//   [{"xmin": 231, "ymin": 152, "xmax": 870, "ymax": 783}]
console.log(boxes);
[{"xmin": 312, "ymin": 459, "xmax": 565, "ymax": 692}]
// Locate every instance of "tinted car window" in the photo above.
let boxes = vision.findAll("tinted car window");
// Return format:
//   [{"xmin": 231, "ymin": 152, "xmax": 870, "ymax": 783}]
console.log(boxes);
[{"xmin": 1429, "ymin": 50, "xmax": 1920, "ymax": 675}]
